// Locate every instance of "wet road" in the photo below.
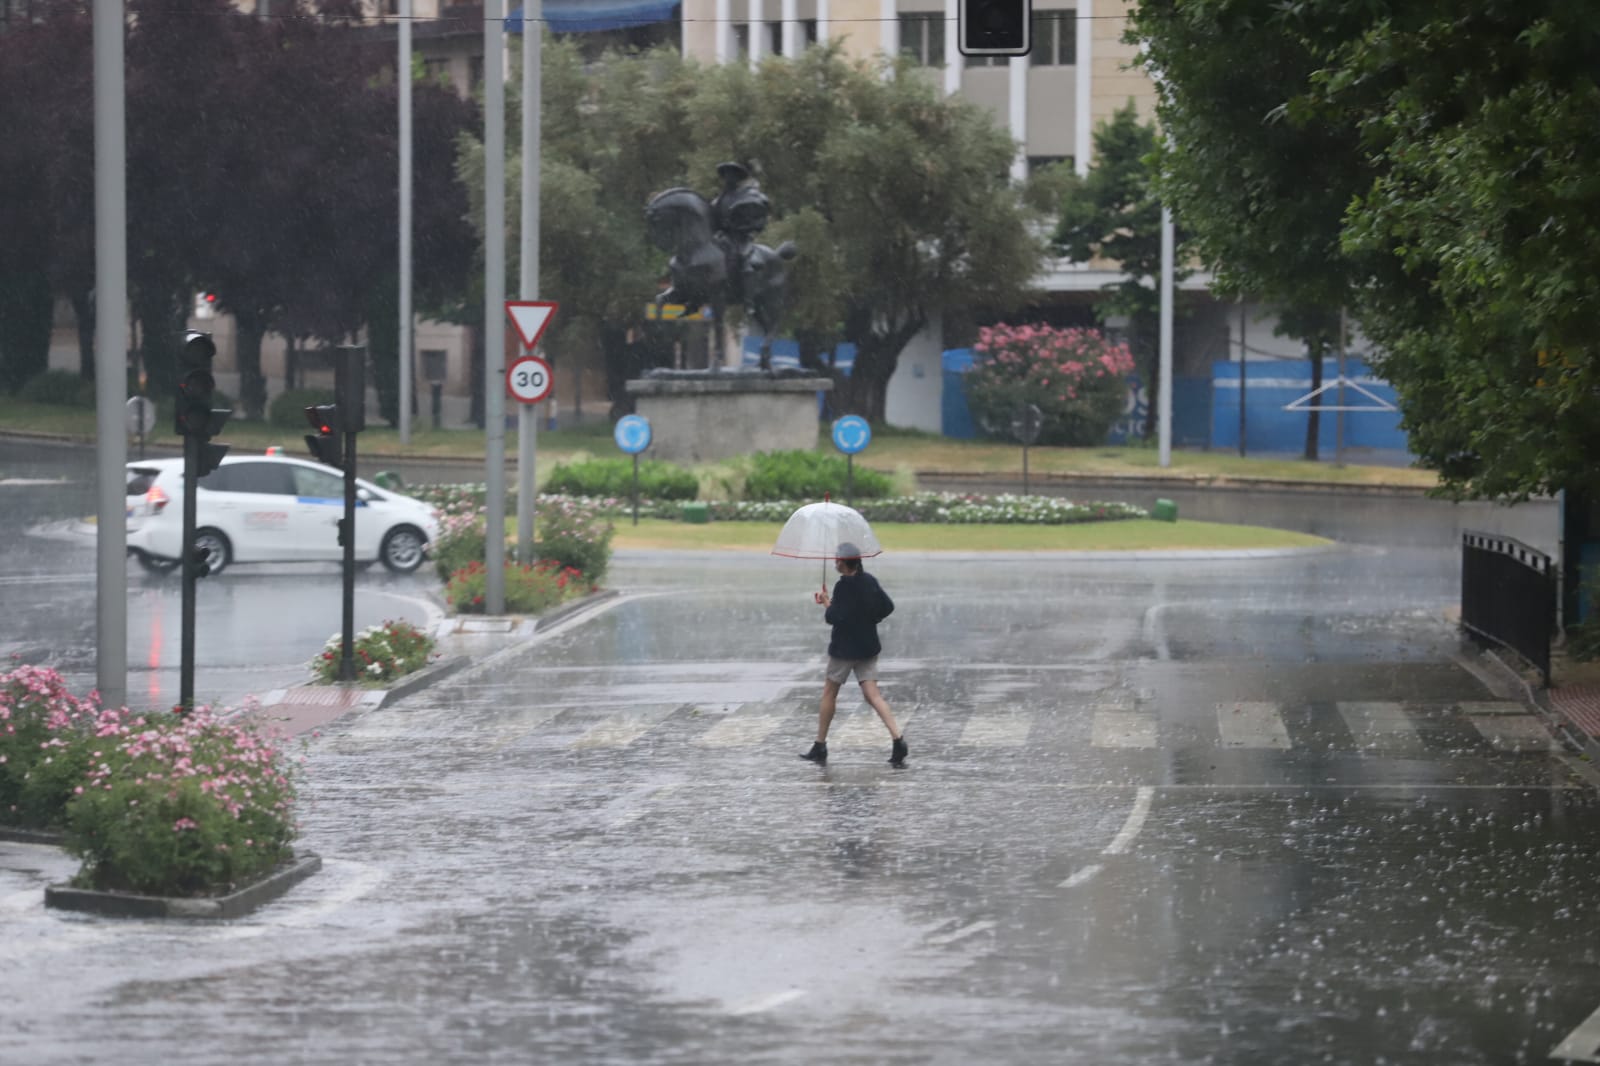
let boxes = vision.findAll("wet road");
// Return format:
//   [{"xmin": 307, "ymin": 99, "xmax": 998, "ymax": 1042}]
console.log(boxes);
[
  {"xmin": 0, "ymin": 440, "xmax": 442, "ymax": 710},
  {"xmin": 3, "ymin": 544, "xmax": 1598, "ymax": 1065}
]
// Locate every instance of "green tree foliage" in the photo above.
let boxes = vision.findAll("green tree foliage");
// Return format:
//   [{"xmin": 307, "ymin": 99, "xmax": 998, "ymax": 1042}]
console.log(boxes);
[
  {"xmin": 1130, "ymin": 0, "xmax": 1600, "ymax": 497},
  {"xmin": 1052, "ymin": 103, "xmax": 1185, "ymax": 439}
]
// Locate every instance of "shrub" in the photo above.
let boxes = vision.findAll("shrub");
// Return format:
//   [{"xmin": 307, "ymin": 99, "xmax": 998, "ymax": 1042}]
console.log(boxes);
[
  {"xmin": 744, "ymin": 449, "xmax": 894, "ymax": 501},
  {"xmin": 431, "ymin": 512, "xmax": 489, "ymax": 583},
  {"xmin": 545, "ymin": 457, "xmax": 699, "ymax": 501},
  {"xmin": 964, "ymin": 324, "xmax": 1135, "ymax": 446},
  {"xmin": 0, "ymin": 665, "xmax": 103, "ymax": 829},
  {"xmin": 19, "ymin": 370, "xmax": 95, "ymax": 408},
  {"xmin": 536, "ymin": 497, "xmax": 615, "ymax": 584},
  {"xmin": 269, "ymin": 388, "xmax": 336, "ymax": 428},
  {"xmin": 64, "ymin": 707, "xmax": 298, "ymax": 896},
  {"xmin": 446, "ymin": 559, "xmax": 592, "ymax": 614},
  {"xmin": 308, "ymin": 619, "xmax": 435, "ymax": 684}
]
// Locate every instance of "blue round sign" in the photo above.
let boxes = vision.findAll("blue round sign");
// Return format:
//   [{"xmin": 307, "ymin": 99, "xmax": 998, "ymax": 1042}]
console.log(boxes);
[
  {"xmin": 614, "ymin": 414, "xmax": 652, "ymax": 455},
  {"xmin": 831, "ymin": 415, "xmax": 871, "ymax": 455}
]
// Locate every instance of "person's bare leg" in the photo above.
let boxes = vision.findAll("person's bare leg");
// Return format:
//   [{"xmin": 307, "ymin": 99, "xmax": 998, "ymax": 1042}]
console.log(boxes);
[
  {"xmin": 860, "ymin": 680, "xmax": 900, "ymax": 739},
  {"xmin": 817, "ymin": 679, "xmax": 842, "ymax": 742}
]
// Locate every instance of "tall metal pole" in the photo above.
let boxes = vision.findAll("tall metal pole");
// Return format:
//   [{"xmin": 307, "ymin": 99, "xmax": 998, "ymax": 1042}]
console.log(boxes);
[
  {"xmin": 484, "ymin": 0, "xmax": 507, "ymax": 612},
  {"xmin": 1158, "ymin": 206, "xmax": 1174, "ymax": 468},
  {"xmin": 516, "ymin": 0, "xmax": 542, "ymax": 564},
  {"xmin": 179, "ymin": 436, "xmax": 198, "ymax": 710},
  {"xmin": 399, "ymin": 0, "xmax": 414, "ymax": 446},
  {"xmin": 1238, "ymin": 298, "xmax": 1247, "ymax": 457},
  {"xmin": 94, "ymin": 0, "xmax": 128, "ymax": 711},
  {"xmin": 340, "ymin": 428, "xmax": 357, "ymax": 681},
  {"xmin": 1335, "ymin": 306, "xmax": 1346, "ymax": 468}
]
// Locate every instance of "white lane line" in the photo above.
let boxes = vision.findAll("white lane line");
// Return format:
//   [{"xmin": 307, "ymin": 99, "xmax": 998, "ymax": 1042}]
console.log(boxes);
[
  {"xmin": 1104, "ymin": 786, "xmax": 1155, "ymax": 856},
  {"xmin": 1140, "ymin": 604, "xmax": 1173, "ymax": 661},
  {"xmin": 728, "ymin": 989, "xmax": 806, "ymax": 1016},
  {"xmin": 1469, "ymin": 714, "xmax": 1561, "ymax": 753},
  {"xmin": 1058, "ymin": 864, "xmax": 1103, "ymax": 889},
  {"xmin": 1550, "ymin": 1003, "xmax": 1600, "ymax": 1062},
  {"xmin": 605, "ymin": 784, "xmax": 684, "ymax": 829},
  {"xmin": 957, "ymin": 714, "xmax": 1030, "ymax": 748},
  {"xmin": 571, "ymin": 705, "xmax": 680, "ymax": 749},
  {"xmin": 1338, "ymin": 701, "xmax": 1425, "ymax": 755},
  {"xmin": 829, "ymin": 709, "xmax": 913, "ymax": 749},
  {"xmin": 698, "ymin": 713, "xmax": 788, "ymax": 748},
  {"xmin": 926, "ymin": 920, "xmax": 996, "ymax": 946},
  {"xmin": 1092, "ymin": 711, "xmax": 1157, "ymax": 749},
  {"xmin": 1217, "ymin": 701, "xmax": 1292, "ymax": 749}
]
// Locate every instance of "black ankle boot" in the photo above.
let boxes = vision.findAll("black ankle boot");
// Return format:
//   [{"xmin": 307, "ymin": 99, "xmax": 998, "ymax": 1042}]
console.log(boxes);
[
  {"xmin": 889, "ymin": 736, "xmax": 908, "ymax": 766},
  {"xmin": 800, "ymin": 741, "xmax": 828, "ymax": 765}
]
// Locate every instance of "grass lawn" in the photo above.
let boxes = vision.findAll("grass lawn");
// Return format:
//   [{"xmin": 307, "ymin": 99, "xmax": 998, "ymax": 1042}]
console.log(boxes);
[
  {"xmin": 1, "ymin": 394, "xmax": 1434, "ymax": 489},
  {"xmin": 609, "ymin": 517, "xmax": 1331, "ymax": 553}
]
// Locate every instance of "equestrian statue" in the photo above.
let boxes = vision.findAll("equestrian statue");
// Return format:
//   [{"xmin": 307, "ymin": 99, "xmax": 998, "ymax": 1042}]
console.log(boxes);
[{"xmin": 645, "ymin": 162, "xmax": 798, "ymax": 372}]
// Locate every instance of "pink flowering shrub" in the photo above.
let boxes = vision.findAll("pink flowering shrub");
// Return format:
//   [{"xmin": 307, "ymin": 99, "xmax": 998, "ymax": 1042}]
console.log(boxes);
[
  {"xmin": 445, "ymin": 559, "xmax": 594, "ymax": 615},
  {"xmin": 966, "ymin": 323, "xmax": 1136, "ymax": 446},
  {"xmin": 534, "ymin": 497, "xmax": 614, "ymax": 584},
  {"xmin": 64, "ymin": 705, "xmax": 299, "ymax": 896},
  {"xmin": 308, "ymin": 619, "xmax": 435, "ymax": 685},
  {"xmin": 0, "ymin": 665, "xmax": 105, "ymax": 829}
]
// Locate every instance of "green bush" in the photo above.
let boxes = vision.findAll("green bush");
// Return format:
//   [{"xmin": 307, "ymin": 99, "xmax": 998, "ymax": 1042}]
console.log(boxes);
[
  {"xmin": 431, "ymin": 513, "xmax": 489, "ymax": 583},
  {"xmin": 965, "ymin": 323, "xmax": 1136, "ymax": 447},
  {"xmin": 308, "ymin": 619, "xmax": 435, "ymax": 684},
  {"xmin": 0, "ymin": 665, "xmax": 104, "ymax": 829},
  {"xmin": 64, "ymin": 707, "xmax": 298, "ymax": 896},
  {"xmin": 536, "ymin": 497, "xmax": 615, "ymax": 584},
  {"xmin": 19, "ymin": 370, "xmax": 95, "ymax": 408},
  {"xmin": 544, "ymin": 456, "xmax": 699, "ymax": 501},
  {"xmin": 445, "ymin": 559, "xmax": 593, "ymax": 614},
  {"xmin": 744, "ymin": 449, "xmax": 893, "ymax": 502},
  {"xmin": 269, "ymin": 388, "xmax": 336, "ymax": 428}
]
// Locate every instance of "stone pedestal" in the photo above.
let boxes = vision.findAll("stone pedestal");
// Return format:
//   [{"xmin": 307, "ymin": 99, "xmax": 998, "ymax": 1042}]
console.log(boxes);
[{"xmin": 624, "ymin": 372, "xmax": 833, "ymax": 465}]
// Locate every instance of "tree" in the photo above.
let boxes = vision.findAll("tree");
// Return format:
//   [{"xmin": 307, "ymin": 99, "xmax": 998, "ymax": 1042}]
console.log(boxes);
[{"xmin": 1052, "ymin": 102, "xmax": 1186, "ymax": 440}]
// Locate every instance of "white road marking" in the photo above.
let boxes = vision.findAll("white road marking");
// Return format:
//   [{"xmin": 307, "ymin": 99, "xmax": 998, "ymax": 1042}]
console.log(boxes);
[
  {"xmin": 1058, "ymin": 864, "xmax": 1103, "ymax": 888},
  {"xmin": 1468, "ymin": 714, "xmax": 1560, "ymax": 753},
  {"xmin": 1338, "ymin": 701, "xmax": 1425, "ymax": 754},
  {"xmin": 958, "ymin": 713, "xmax": 1030, "ymax": 748},
  {"xmin": 828, "ymin": 709, "xmax": 913, "ymax": 749},
  {"xmin": 1104, "ymin": 786, "xmax": 1155, "ymax": 855},
  {"xmin": 1140, "ymin": 603, "xmax": 1173, "ymax": 661},
  {"xmin": 925, "ymin": 920, "xmax": 996, "ymax": 946},
  {"xmin": 727, "ymin": 989, "xmax": 806, "ymax": 1015},
  {"xmin": 1217, "ymin": 701, "xmax": 1292, "ymax": 749},
  {"xmin": 1092, "ymin": 711, "xmax": 1157, "ymax": 749},
  {"xmin": 1458, "ymin": 701, "xmax": 1527, "ymax": 715},
  {"xmin": 605, "ymin": 784, "xmax": 683, "ymax": 829},
  {"xmin": 1550, "ymin": 1003, "xmax": 1600, "ymax": 1062},
  {"xmin": 698, "ymin": 712, "xmax": 789, "ymax": 748},
  {"xmin": 571, "ymin": 705, "xmax": 680, "ymax": 749}
]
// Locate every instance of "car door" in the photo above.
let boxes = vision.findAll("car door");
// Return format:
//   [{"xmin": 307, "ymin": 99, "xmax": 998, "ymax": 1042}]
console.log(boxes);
[
  {"xmin": 287, "ymin": 464, "xmax": 350, "ymax": 561},
  {"xmin": 200, "ymin": 461, "xmax": 298, "ymax": 561}
]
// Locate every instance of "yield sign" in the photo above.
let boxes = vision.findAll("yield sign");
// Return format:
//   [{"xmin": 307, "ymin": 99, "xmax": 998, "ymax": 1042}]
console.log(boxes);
[{"xmin": 505, "ymin": 300, "xmax": 558, "ymax": 350}]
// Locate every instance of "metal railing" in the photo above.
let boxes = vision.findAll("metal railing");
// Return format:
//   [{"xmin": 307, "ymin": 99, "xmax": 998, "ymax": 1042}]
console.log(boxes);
[{"xmin": 1460, "ymin": 531, "xmax": 1557, "ymax": 686}]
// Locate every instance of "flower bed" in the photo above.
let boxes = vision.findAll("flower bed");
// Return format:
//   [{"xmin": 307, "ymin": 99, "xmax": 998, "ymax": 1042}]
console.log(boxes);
[{"xmin": 308, "ymin": 619, "xmax": 436, "ymax": 685}]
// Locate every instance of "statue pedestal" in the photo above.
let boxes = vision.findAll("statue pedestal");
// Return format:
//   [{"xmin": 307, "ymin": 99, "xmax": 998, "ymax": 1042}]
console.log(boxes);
[{"xmin": 624, "ymin": 372, "xmax": 834, "ymax": 465}]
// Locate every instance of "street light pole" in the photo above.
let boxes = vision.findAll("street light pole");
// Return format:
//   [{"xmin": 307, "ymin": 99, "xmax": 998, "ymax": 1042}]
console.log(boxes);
[
  {"xmin": 484, "ymin": 0, "xmax": 507, "ymax": 613},
  {"xmin": 1158, "ymin": 205, "xmax": 1174, "ymax": 468},
  {"xmin": 399, "ymin": 0, "xmax": 413, "ymax": 446},
  {"xmin": 516, "ymin": 0, "xmax": 542, "ymax": 564}
]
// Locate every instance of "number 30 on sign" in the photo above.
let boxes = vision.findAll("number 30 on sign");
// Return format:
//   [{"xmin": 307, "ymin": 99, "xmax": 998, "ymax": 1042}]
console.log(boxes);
[{"xmin": 506, "ymin": 355, "xmax": 553, "ymax": 404}]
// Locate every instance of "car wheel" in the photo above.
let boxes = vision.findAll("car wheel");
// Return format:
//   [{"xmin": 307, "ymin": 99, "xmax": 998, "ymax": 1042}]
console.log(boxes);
[
  {"xmin": 194, "ymin": 528, "xmax": 232, "ymax": 577},
  {"xmin": 135, "ymin": 551, "xmax": 180, "ymax": 575},
  {"xmin": 380, "ymin": 525, "xmax": 426, "ymax": 574}
]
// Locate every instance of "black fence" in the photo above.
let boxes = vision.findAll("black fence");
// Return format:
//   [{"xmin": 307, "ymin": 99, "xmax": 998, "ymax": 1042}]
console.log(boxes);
[{"xmin": 1460, "ymin": 531, "xmax": 1557, "ymax": 686}]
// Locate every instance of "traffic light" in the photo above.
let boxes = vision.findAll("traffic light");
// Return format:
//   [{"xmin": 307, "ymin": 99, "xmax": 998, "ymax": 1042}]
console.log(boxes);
[
  {"xmin": 304, "ymin": 404, "xmax": 343, "ymax": 468},
  {"xmin": 959, "ymin": 0, "xmax": 1030, "ymax": 55},
  {"xmin": 197, "ymin": 442, "xmax": 229, "ymax": 477},
  {"xmin": 175, "ymin": 331, "xmax": 220, "ymax": 437}
]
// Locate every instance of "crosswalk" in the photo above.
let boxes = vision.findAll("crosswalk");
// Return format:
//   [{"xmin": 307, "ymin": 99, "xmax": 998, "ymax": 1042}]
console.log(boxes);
[{"xmin": 334, "ymin": 695, "xmax": 1564, "ymax": 759}]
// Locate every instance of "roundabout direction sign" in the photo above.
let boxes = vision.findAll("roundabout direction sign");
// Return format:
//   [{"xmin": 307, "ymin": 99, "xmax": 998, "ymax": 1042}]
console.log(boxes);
[
  {"xmin": 614, "ymin": 414, "xmax": 652, "ymax": 455},
  {"xmin": 831, "ymin": 415, "xmax": 871, "ymax": 455},
  {"xmin": 506, "ymin": 355, "xmax": 553, "ymax": 405}
]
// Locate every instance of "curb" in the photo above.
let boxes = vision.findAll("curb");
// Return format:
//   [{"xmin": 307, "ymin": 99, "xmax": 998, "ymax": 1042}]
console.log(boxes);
[
  {"xmin": 1470, "ymin": 644, "xmax": 1600, "ymax": 764},
  {"xmin": 44, "ymin": 852, "xmax": 322, "ymax": 920},
  {"xmin": 0, "ymin": 825, "xmax": 67, "ymax": 846},
  {"xmin": 913, "ymin": 469, "xmax": 1441, "ymax": 497},
  {"xmin": 358, "ymin": 654, "xmax": 470, "ymax": 711}
]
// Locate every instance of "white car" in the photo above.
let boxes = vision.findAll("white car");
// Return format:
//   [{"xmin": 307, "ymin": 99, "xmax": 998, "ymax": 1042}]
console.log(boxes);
[{"xmin": 125, "ymin": 454, "xmax": 440, "ymax": 577}]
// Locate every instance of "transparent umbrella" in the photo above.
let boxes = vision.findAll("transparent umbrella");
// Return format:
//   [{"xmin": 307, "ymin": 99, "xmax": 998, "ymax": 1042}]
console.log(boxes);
[{"xmin": 771, "ymin": 497, "xmax": 883, "ymax": 594}]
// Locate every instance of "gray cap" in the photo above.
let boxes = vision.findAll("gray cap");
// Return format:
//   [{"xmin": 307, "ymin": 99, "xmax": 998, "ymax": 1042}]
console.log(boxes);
[{"xmin": 836, "ymin": 542, "xmax": 861, "ymax": 560}]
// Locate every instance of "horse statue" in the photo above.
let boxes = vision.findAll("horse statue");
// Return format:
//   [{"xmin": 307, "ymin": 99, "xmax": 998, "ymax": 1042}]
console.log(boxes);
[{"xmin": 645, "ymin": 162, "xmax": 798, "ymax": 372}]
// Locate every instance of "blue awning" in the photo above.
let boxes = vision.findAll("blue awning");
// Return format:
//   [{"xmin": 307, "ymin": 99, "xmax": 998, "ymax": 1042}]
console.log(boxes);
[{"xmin": 508, "ymin": 0, "xmax": 680, "ymax": 34}]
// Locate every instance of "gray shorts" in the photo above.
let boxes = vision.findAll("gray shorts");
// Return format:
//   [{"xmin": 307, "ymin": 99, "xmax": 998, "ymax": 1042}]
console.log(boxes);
[{"xmin": 825, "ymin": 655, "xmax": 879, "ymax": 685}]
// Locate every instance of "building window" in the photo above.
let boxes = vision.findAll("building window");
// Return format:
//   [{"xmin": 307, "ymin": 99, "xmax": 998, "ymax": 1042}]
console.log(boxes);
[
  {"xmin": 898, "ymin": 13, "xmax": 944, "ymax": 67},
  {"xmin": 803, "ymin": 19, "xmax": 818, "ymax": 46},
  {"xmin": 764, "ymin": 20, "xmax": 781, "ymax": 56},
  {"xmin": 1029, "ymin": 9, "xmax": 1075, "ymax": 66},
  {"xmin": 732, "ymin": 22, "xmax": 748, "ymax": 59},
  {"xmin": 1028, "ymin": 155, "xmax": 1072, "ymax": 175}
]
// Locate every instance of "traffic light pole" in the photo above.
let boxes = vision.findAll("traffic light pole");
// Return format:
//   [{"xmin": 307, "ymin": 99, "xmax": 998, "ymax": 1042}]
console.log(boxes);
[
  {"xmin": 179, "ymin": 433, "xmax": 200, "ymax": 712},
  {"xmin": 340, "ymin": 429, "xmax": 358, "ymax": 682}
]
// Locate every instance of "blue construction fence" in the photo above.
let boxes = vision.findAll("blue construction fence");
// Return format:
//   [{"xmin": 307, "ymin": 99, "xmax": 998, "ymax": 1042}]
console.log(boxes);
[
  {"xmin": 942, "ymin": 349, "xmax": 1409, "ymax": 452},
  {"xmin": 740, "ymin": 337, "xmax": 856, "ymax": 418}
]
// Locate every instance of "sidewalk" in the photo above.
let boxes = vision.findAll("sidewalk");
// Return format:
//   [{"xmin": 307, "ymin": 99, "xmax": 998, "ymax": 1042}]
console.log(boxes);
[{"xmin": 1547, "ymin": 657, "xmax": 1600, "ymax": 757}]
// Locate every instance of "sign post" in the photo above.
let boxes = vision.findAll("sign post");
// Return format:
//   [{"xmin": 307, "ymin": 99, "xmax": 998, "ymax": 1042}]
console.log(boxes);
[
  {"xmin": 830, "ymin": 415, "xmax": 871, "ymax": 507},
  {"xmin": 614, "ymin": 414, "xmax": 652, "ymax": 526},
  {"xmin": 506, "ymin": 300, "xmax": 557, "ymax": 564}
]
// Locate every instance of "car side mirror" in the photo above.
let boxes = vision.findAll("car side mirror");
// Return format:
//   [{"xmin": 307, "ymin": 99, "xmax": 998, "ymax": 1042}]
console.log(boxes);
[{"xmin": 356, "ymin": 487, "xmax": 374, "ymax": 505}]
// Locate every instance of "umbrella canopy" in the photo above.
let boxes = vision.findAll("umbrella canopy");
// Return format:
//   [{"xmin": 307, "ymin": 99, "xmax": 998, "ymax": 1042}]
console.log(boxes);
[{"xmin": 771, "ymin": 500, "xmax": 883, "ymax": 561}]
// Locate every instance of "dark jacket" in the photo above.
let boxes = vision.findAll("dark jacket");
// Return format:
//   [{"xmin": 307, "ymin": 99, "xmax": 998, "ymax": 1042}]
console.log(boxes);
[{"xmin": 824, "ymin": 569, "xmax": 895, "ymax": 661}]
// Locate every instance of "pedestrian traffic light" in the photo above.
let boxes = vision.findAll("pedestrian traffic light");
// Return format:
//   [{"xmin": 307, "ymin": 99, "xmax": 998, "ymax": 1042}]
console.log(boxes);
[
  {"xmin": 175, "ymin": 331, "xmax": 222, "ymax": 437},
  {"xmin": 959, "ymin": 0, "xmax": 1030, "ymax": 55},
  {"xmin": 196, "ymin": 442, "xmax": 229, "ymax": 478},
  {"xmin": 304, "ymin": 404, "xmax": 343, "ymax": 468}
]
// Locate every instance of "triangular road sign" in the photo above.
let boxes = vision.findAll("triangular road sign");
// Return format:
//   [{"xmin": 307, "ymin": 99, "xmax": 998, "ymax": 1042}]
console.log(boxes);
[{"xmin": 505, "ymin": 301, "xmax": 558, "ymax": 350}]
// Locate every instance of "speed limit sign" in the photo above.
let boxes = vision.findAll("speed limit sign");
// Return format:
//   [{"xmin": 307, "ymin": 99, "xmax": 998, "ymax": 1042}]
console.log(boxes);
[{"xmin": 506, "ymin": 355, "xmax": 553, "ymax": 404}]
